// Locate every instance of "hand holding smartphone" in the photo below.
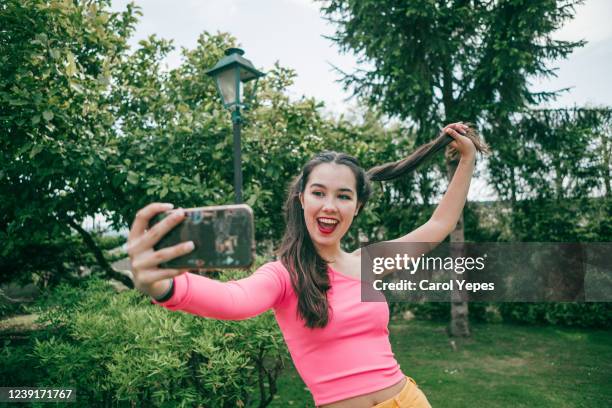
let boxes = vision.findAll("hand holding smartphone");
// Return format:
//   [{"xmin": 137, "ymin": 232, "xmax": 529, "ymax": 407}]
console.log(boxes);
[
  {"xmin": 147, "ymin": 204, "xmax": 255, "ymax": 271},
  {"xmin": 128, "ymin": 203, "xmax": 256, "ymax": 299}
]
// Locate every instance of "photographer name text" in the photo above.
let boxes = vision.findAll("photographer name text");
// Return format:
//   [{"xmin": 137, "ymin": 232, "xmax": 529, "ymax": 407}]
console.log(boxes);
[{"xmin": 373, "ymin": 279, "xmax": 494, "ymax": 292}]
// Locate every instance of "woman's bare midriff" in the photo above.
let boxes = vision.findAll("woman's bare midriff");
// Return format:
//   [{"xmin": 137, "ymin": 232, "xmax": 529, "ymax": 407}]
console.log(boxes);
[{"xmin": 318, "ymin": 376, "xmax": 407, "ymax": 408}]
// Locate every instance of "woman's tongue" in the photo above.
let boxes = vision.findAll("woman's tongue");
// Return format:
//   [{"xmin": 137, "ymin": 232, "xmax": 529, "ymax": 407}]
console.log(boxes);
[{"xmin": 317, "ymin": 219, "xmax": 338, "ymax": 234}]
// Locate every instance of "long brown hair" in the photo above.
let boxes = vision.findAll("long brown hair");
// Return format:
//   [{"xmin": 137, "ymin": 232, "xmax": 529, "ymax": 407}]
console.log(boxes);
[{"xmin": 277, "ymin": 127, "xmax": 489, "ymax": 329}]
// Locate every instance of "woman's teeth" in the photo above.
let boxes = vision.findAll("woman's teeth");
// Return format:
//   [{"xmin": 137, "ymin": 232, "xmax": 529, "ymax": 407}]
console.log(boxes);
[
  {"xmin": 318, "ymin": 218, "xmax": 338, "ymax": 225},
  {"xmin": 317, "ymin": 218, "xmax": 339, "ymax": 234}
]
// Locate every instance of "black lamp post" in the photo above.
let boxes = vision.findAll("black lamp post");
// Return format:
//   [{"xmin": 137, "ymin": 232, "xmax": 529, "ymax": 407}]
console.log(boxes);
[{"xmin": 205, "ymin": 48, "xmax": 265, "ymax": 204}]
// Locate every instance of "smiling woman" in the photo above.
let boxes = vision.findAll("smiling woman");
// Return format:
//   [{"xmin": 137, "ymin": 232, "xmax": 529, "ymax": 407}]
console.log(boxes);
[
  {"xmin": 300, "ymin": 163, "xmax": 362, "ymax": 257},
  {"xmin": 129, "ymin": 123, "xmax": 489, "ymax": 408}
]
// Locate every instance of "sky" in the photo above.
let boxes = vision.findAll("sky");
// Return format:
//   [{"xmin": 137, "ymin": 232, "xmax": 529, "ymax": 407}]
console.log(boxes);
[
  {"xmin": 108, "ymin": 0, "xmax": 612, "ymax": 112},
  {"xmin": 106, "ymin": 0, "xmax": 612, "ymax": 203}
]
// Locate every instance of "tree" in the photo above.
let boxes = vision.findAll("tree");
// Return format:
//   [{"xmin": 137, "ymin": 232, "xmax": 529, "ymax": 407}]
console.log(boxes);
[
  {"xmin": 104, "ymin": 29, "xmax": 421, "ymax": 254},
  {"xmin": 0, "ymin": 0, "xmax": 139, "ymax": 287},
  {"xmin": 320, "ymin": 0, "xmax": 585, "ymax": 336},
  {"xmin": 487, "ymin": 108, "xmax": 612, "ymax": 243},
  {"xmin": 1, "ymin": 0, "xmax": 412, "ymax": 288}
]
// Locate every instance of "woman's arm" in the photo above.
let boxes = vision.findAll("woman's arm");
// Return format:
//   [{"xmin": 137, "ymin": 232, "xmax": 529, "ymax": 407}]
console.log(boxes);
[
  {"xmin": 358, "ymin": 124, "xmax": 477, "ymax": 278},
  {"xmin": 126, "ymin": 203, "xmax": 286, "ymax": 321},
  {"xmin": 152, "ymin": 262, "xmax": 286, "ymax": 320},
  {"xmin": 389, "ymin": 123, "xmax": 477, "ymax": 244}
]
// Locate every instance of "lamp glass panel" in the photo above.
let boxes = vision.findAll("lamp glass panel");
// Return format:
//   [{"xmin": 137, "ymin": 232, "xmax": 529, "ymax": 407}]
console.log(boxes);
[{"xmin": 216, "ymin": 68, "xmax": 241, "ymax": 106}]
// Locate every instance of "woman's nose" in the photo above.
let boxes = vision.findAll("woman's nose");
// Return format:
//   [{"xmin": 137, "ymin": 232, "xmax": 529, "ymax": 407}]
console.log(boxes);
[{"xmin": 322, "ymin": 198, "xmax": 338, "ymax": 212}]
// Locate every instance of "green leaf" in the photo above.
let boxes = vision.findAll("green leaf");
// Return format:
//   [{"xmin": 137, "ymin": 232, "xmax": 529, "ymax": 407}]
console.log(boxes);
[
  {"xmin": 112, "ymin": 174, "xmax": 124, "ymax": 187},
  {"xmin": 69, "ymin": 82, "xmax": 84, "ymax": 94},
  {"xmin": 30, "ymin": 144, "xmax": 43, "ymax": 159},
  {"xmin": 42, "ymin": 110, "xmax": 54, "ymax": 121},
  {"xmin": 127, "ymin": 171, "xmax": 139, "ymax": 185},
  {"xmin": 9, "ymin": 98, "xmax": 26, "ymax": 106},
  {"xmin": 50, "ymin": 48, "xmax": 61, "ymax": 60},
  {"xmin": 66, "ymin": 51, "xmax": 77, "ymax": 76}
]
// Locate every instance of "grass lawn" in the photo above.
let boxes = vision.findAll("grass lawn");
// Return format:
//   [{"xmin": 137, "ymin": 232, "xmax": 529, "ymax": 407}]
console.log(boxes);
[{"xmin": 268, "ymin": 320, "xmax": 612, "ymax": 407}]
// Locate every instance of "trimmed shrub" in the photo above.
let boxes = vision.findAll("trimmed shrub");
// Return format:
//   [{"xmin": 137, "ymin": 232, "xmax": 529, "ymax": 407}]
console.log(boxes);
[
  {"xmin": 498, "ymin": 302, "xmax": 612, "ymax": 328},
  {"xmin": 30, "ymin": 273, "xmax": 288, "ymax": 407},
  {"xmin": 390, "ymin": 301, "xmax": 610, "ymax": 328}
]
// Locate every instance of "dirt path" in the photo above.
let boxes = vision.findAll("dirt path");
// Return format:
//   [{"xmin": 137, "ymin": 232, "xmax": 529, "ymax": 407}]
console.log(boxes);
[{"xmin": 0, "ymin": 313, "xmax": 42, "ymax": 332}]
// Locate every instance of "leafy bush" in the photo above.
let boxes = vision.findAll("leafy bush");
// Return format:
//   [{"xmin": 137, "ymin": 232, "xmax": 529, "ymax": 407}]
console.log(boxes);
[
  {"xmin": 0, "ymin": 299, "xmax": 27, "ymax": 319},
  {"xmin": 0, "ymin": 340, "xmax": 42, "ymax": 387},
  {"xmin": 498, "ymin": 302, "xmax": 612, "ymax": 328},
  {"xmin": 390, "ymin": 301, "xmax": 610, "ymax": 328},
  {"xmin": 30, "ymin": 274, "xmax": 288, "ymax": 407},
  {"xmin": 392, "ymin": 302, "xmax": 495, "ymax": 323}
]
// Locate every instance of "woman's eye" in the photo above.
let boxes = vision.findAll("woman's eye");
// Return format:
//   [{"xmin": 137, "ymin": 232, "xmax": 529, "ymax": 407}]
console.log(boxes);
[{"xmin": 311, "ymin": 191, "xmax": 351, "ymax": 200}]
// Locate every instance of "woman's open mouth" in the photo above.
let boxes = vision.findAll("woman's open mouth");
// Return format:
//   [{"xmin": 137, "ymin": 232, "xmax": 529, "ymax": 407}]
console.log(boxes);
[{"xmin": 317, "ymin": 217, "xmax": 339, "ymax": 234}]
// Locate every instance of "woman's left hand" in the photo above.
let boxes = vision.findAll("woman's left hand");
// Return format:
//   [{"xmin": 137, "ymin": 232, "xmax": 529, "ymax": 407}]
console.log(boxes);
[{"xmin": 442, "ymin": 122, "xmax": 477, "ymax": 159}]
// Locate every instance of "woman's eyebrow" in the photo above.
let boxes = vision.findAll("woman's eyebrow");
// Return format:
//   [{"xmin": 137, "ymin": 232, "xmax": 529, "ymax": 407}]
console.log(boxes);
[{"xmin": 310, "ymin": 183, "xmax": 354, "ymax": 193}]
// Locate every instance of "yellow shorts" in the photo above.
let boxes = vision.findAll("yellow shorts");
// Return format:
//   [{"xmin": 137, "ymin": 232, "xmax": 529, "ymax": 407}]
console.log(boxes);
[{"xmin": 372, "ymin": 376, "xmax": 432, "ymax": 408}]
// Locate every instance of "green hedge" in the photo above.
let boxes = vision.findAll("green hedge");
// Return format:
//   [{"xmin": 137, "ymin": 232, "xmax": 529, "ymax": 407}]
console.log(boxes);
[
  {"xmin": 498, "ymin": 303, "xmax": 612, "ymax": 328},
  {"xmin": 27, "ymin": 273, "xmax": 288, "ymax": 407},
  {"xmin": 390, "ymin": 302, "xmax": 499, "ymax": 324},
  {"xmin": 390, "ymin": 302, "xmax": 611, "ymax": 329}
]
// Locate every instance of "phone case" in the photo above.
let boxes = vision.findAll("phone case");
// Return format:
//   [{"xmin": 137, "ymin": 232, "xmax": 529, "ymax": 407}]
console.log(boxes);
[{"xmin": 149, "ymin": 204, "xmax": 255, "ymax": 270}]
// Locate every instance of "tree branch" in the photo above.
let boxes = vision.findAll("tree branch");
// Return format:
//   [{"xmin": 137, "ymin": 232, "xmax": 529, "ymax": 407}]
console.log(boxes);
[{"xmin": 66, "ymin": 218, "xmax": 134, "ymax": 288}]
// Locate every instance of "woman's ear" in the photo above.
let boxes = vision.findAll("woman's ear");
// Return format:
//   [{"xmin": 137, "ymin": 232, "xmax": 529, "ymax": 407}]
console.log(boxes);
[{"xmin": 299, "ymin": 193, "xmax": 304, "ymax": 209}]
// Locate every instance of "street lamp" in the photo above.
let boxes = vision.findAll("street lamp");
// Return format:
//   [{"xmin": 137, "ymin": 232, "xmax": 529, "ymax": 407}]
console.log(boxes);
[{"xmin": 206, "ymin": 48, "xmax": 265, "ymax": 204}]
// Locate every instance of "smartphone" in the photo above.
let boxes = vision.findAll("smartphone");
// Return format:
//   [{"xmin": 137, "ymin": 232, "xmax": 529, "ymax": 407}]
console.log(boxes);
[{"xmin": 148, "ymin": 204, "xmax": 255, "ymax": 270}]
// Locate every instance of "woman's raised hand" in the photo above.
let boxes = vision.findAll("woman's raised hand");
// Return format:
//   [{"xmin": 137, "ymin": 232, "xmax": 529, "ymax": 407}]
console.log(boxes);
[
  {"xmin": 442, "ymin": 122, "xmax": 477, "ymax": 160},
  {"xmin": 127, "ymin": 203, "xmax": 195, "ymax": 298}
]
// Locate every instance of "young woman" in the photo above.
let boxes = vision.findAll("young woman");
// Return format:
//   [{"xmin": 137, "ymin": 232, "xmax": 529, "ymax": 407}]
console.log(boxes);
[{"xmin": 128, "ymin": 122, "xmax": 483, "ymax": 408}]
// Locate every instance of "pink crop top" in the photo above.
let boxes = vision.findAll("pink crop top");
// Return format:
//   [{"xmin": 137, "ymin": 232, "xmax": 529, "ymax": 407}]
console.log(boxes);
[{"xmin": 153, "ymin": 261, "xmax": 405, "ymax": 406}]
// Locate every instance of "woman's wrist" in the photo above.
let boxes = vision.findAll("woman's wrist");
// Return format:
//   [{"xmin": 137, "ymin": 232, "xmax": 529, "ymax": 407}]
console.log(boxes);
[
  {"xmin": 459, "ymin": 152, "xmax": 476, "ymax": 165},
  {"xmin": 150, "ymin": 278, "xmax": 174, "ymax": 302}
]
